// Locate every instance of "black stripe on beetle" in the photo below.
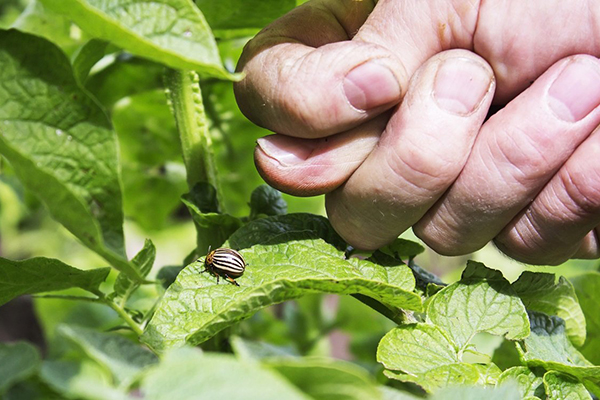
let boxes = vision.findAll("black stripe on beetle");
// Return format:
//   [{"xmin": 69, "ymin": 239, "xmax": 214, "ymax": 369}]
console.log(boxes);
[{"xmin": 202, "ymin": 248, "xmax": 246, "ymax": 286}]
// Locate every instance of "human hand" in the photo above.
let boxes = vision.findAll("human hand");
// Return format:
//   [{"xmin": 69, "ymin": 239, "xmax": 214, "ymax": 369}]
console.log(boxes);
[{"xmin": 234, "ymin": 0, "xmax": 600, "ymax": 265}]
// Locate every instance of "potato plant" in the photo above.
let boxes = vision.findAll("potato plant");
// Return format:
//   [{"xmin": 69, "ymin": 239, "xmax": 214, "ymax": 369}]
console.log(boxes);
[{"xmin": 0, "ymin": 1, "xmax": 599, "ymax": 399}]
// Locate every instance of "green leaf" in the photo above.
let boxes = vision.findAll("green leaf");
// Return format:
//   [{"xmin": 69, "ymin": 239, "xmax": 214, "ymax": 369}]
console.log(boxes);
[
  {"xmin": 58, "ymin": 325, "xmax": 158, "ymax": 387},
  {"xmin": 11, "ymin": 0, "xmax": 84, "ymax": 55},
  {"xmin": 40, "ymin": 360, "xmax": 131, "ymax": 400},
  {"xmin": 0, "ymin": 342, "xmax": 40, "ymax": 394},
  {"xmin": 427, "ymin": 261, "xmax": 530, "ymax": 351},
  {"xmin": 570, "ymin": 272, "xmax": 600, "ymax": 365},
  {"xmin": 227, "ymin": 213, "xmax": 347, "ymax": 250},
  {"xmin": 497, "ymin": 367, "xmax": 545, "ymax": 399},
  {"xmin": 142, "ymin": 215, "xmax": 420, "ymax": 351},
  {"xmin": 379, "ymin": 386, "xmax": 422, "ymax": 400},
  {"xmin": 72, "ymin": 39, "xmax": 109, "ymax": 85},
  {"xmin": 544, "ymin": 371, "xmax": 592, "ymax": 400},
  {"xmin": 377, "ymin": 323, "xmax": 489, "ymax": 392},
  {"xmin": 0, "ymin": 257, "xmax": 110, "ymax": 306},
  {"xmin": 383, "ymin": 363, "xmax": 480, "ymax": 393},
  {"xmin": 0, "ymin": 29, "xmax": 141, "ymax": 280},
  {"xmin": 491, "ymin": 339, "xmax": 522, "ymax": 371},
  {"xmin": 380, "ymin": 238, "xmax": 425, "ymax": 261},
  {"xmin": 85, "ymin": 57, "xmax": 165, "ymax": 109},
  {"xmin": 140, "ymin": 347, "xmax": 309, "ymax": 400},
  {"xmin": 181, "ymin": 195, "xmax": 243, "ymax": 251},
  {"xmin": 249, "ymin": 185, "xmax": 287, "ymax": 218},
  {"xmin": 512, "ymin": 271, "xmax": 586, "ymax": 347},
  {"xmin": 113, "ymin": 239, "xmax": 156, "ymax": 303},
  {"xmin": 264, "ymin": 357, "xmax": 382, "ymax": 400},
  {"xmin": 519, "ymin": 312, "xmax": 600, "ymax": 396},
  {"xmin": 39, "ymin": 0, "xmax": 235, "ymax": 79},
  {"xmin": 230, "ymin": 336, "xmax": 298, "ymax": 361},
  {"xmin": 430, "ymin": 385, "xmax": 522, "ymax": 400},
  {"xmin": 195, "ymin": 0, "xmax": 295, "ymax": 30}
]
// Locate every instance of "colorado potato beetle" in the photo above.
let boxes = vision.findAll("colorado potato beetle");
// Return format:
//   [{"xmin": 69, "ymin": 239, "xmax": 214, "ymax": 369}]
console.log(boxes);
[{"xmin": 202, "ymin": 247, "xmax": 246, "ymax": 286}]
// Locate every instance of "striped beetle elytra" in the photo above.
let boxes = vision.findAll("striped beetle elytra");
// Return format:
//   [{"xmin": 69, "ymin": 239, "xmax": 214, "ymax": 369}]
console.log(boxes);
[{"xmin": 202, "ymin": 247, "xmax": 246, "ymax": 286}]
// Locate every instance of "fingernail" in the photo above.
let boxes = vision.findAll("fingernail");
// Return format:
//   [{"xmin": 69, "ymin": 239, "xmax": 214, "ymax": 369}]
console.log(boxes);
[
  {"xmin": 548, "ymin": 59, "xmax": 600, "ymax": 122},
  {"xmin": 256, "ymin": 135, "xmax": 314, "ymax": 166},
  {"xmin": 434, "ymin": 57, "xmax": 492, "ymax": 115},
  {"xmin": 343, "ymin": 62, "xmax": 401, "ymax": 111}
]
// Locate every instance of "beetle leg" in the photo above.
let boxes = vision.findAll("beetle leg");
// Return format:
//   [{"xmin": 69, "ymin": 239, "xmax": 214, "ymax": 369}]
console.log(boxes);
[{"xmin": 224, "ymin": 275, "xmax": 240, "ymax": 287}]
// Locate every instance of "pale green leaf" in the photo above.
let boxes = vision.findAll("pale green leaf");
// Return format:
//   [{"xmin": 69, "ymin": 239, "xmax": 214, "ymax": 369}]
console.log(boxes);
[
  {"xmin": 570, "ymin": 273, "xmax": 600, "ymax": 365},
  {"xmin": 544, "ymin": 371, "xmax": 592, "ymax": 400},
  {"xmin": 230, "ymin": 336, "xmax": 298, "ymax": 361},
  {"xmin": 59, "ymin": 325, "xmax": 158, "ymax": 386},
  {"xmin": 377, "ymin": 324, "xmax": 458, "ymax": 374},
  {"xmin": 140, "ymin": 347, "xmax": 309, "ymax": 400},
  {"xmin": 11, "ymin": 0, "xmax": 84, "ymax": 54},
  {"xmin": 39, "ymin": 0, "xmax": 234, "ymax": 79},
  {"xmin": 0, "ymin": 29, "xmax": 141, "ymax": 280},
  {"xmin": 0, "ymin": 257, "xmax": 110, "ymax": 306},
  {"xmin": 497, "ymin": 367, "xmax": 545, "ymax": 399},
  {"xmin": 379, "ymin": 386, "xmax": 421, "ymax": 400},
  {"xmin": 430, "ymin": 384, "xmax": 521, "ymax": 400},
  {"xmin": 113, "ymin": 239, "xmax": 156, "ymax": 302},
  {"xmin": 427, "ymin": 261, "xmax": 529, "ymax": 350},
  {"xmin": 265, "ymin": 357, "xmax": 382, "ymax": 400},
  {"xmin": 519, "ymin": 312, "xmax": 600, "ymax": 397},
  {"xmin": 474, "ymin": 363, "xmax": 502, "ymax": 386},
  {"xmin": 142, "ymin": 216, "xmax": 420, "ymax": 351},
  {"xmin": 383, "ymin": 363, "xmax": 480, "ymax": 393},
  {"xmin": 380, "ymin": 238, "xmax": 425, "ymax": 260},
  {"xmin": 40, "ymin": 360, "xmax": 132, "ymax": 400},
  {"xmin": 0, "ymin": 342, "xmax": 40, "ymax": 394},
  {"xmin": 513, "ymin": 271, "xmax": 586, "ymax": 346}
]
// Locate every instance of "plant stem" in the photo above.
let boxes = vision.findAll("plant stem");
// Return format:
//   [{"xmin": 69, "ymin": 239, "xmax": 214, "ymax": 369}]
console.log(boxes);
[
  {"xmin": 351, "ymin": 294, "xmax": 408, "ymax": 325},
  {"xmin": 91, "ymin": 290, "xmax": 144, "ymax": 337},
  {"xmin": 164, "ymin": 69, "xmax": 224, "ymax": 211}
]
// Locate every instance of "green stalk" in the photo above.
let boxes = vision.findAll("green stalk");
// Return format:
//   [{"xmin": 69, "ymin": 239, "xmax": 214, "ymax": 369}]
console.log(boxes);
[{"xmin": 164, "ymin": 69, "xmax": 224, "ymax": 211}]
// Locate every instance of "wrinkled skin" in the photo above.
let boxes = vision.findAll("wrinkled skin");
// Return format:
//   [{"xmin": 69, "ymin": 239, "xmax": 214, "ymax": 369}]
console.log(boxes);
[{"xmin": 234, "ymin": 0, "xmax": 600, "ymax": 265}]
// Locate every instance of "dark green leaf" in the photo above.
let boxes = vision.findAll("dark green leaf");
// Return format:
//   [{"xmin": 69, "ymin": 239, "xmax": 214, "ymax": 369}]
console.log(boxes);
[
  {"xmin": 39, "ymin": 0, "xmax": 235, "ymax": 79},
  {"xmin": 85, "ymin": 57, "xmax": 165, "ymax": 109},
  {"xmin": 72, "ymin": 39, "xmax": 109, "ymax": 85},
  {"xmin": 184, "ymin": 182, "xmax": 219, "ymax": 213},
  {"xmin": 195, "ymin": 0, "xmax": 295, "ymax": 30},
  {"xmin": 227, "ymin": 213, "xmax": 347, "ymax": 250},
  {"xmin": 181, "ymin": 196, "xmax": 243, "ymax": 251},
  {"xmin": 140, "ymin": 347, "xmax": 309, "ymax": 400},
  {"xmin": 570, "ymin": 272, "xmax": 600, "ymax": 365},
  {"xmin": 59, "ymin": 325, "xmax": 158, "ymax": 386},
  {"xmin": 512, "ymin": 271, "xmax": 585, "ymax": 346},
  {"xmin": 0, "ymin": 257, "xmax": 109, "ymax": 306},
  {"xmin": 0, "ymin": 342, "xmax": 40, "ymax": 394},
  {"xmin": 0, "ymin": 29, "xmax": 140, "ymax": 280},
  {"xmin": 249, "ymin": 185, "xmax": 287, "ymax": 218},
  {"xmin": 380, "ymin": 238, "xmax": 425, "ymax": 260},
  {"xmin": 156, "ymin": 266, "xmax": 184, "ymax": 290}
]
